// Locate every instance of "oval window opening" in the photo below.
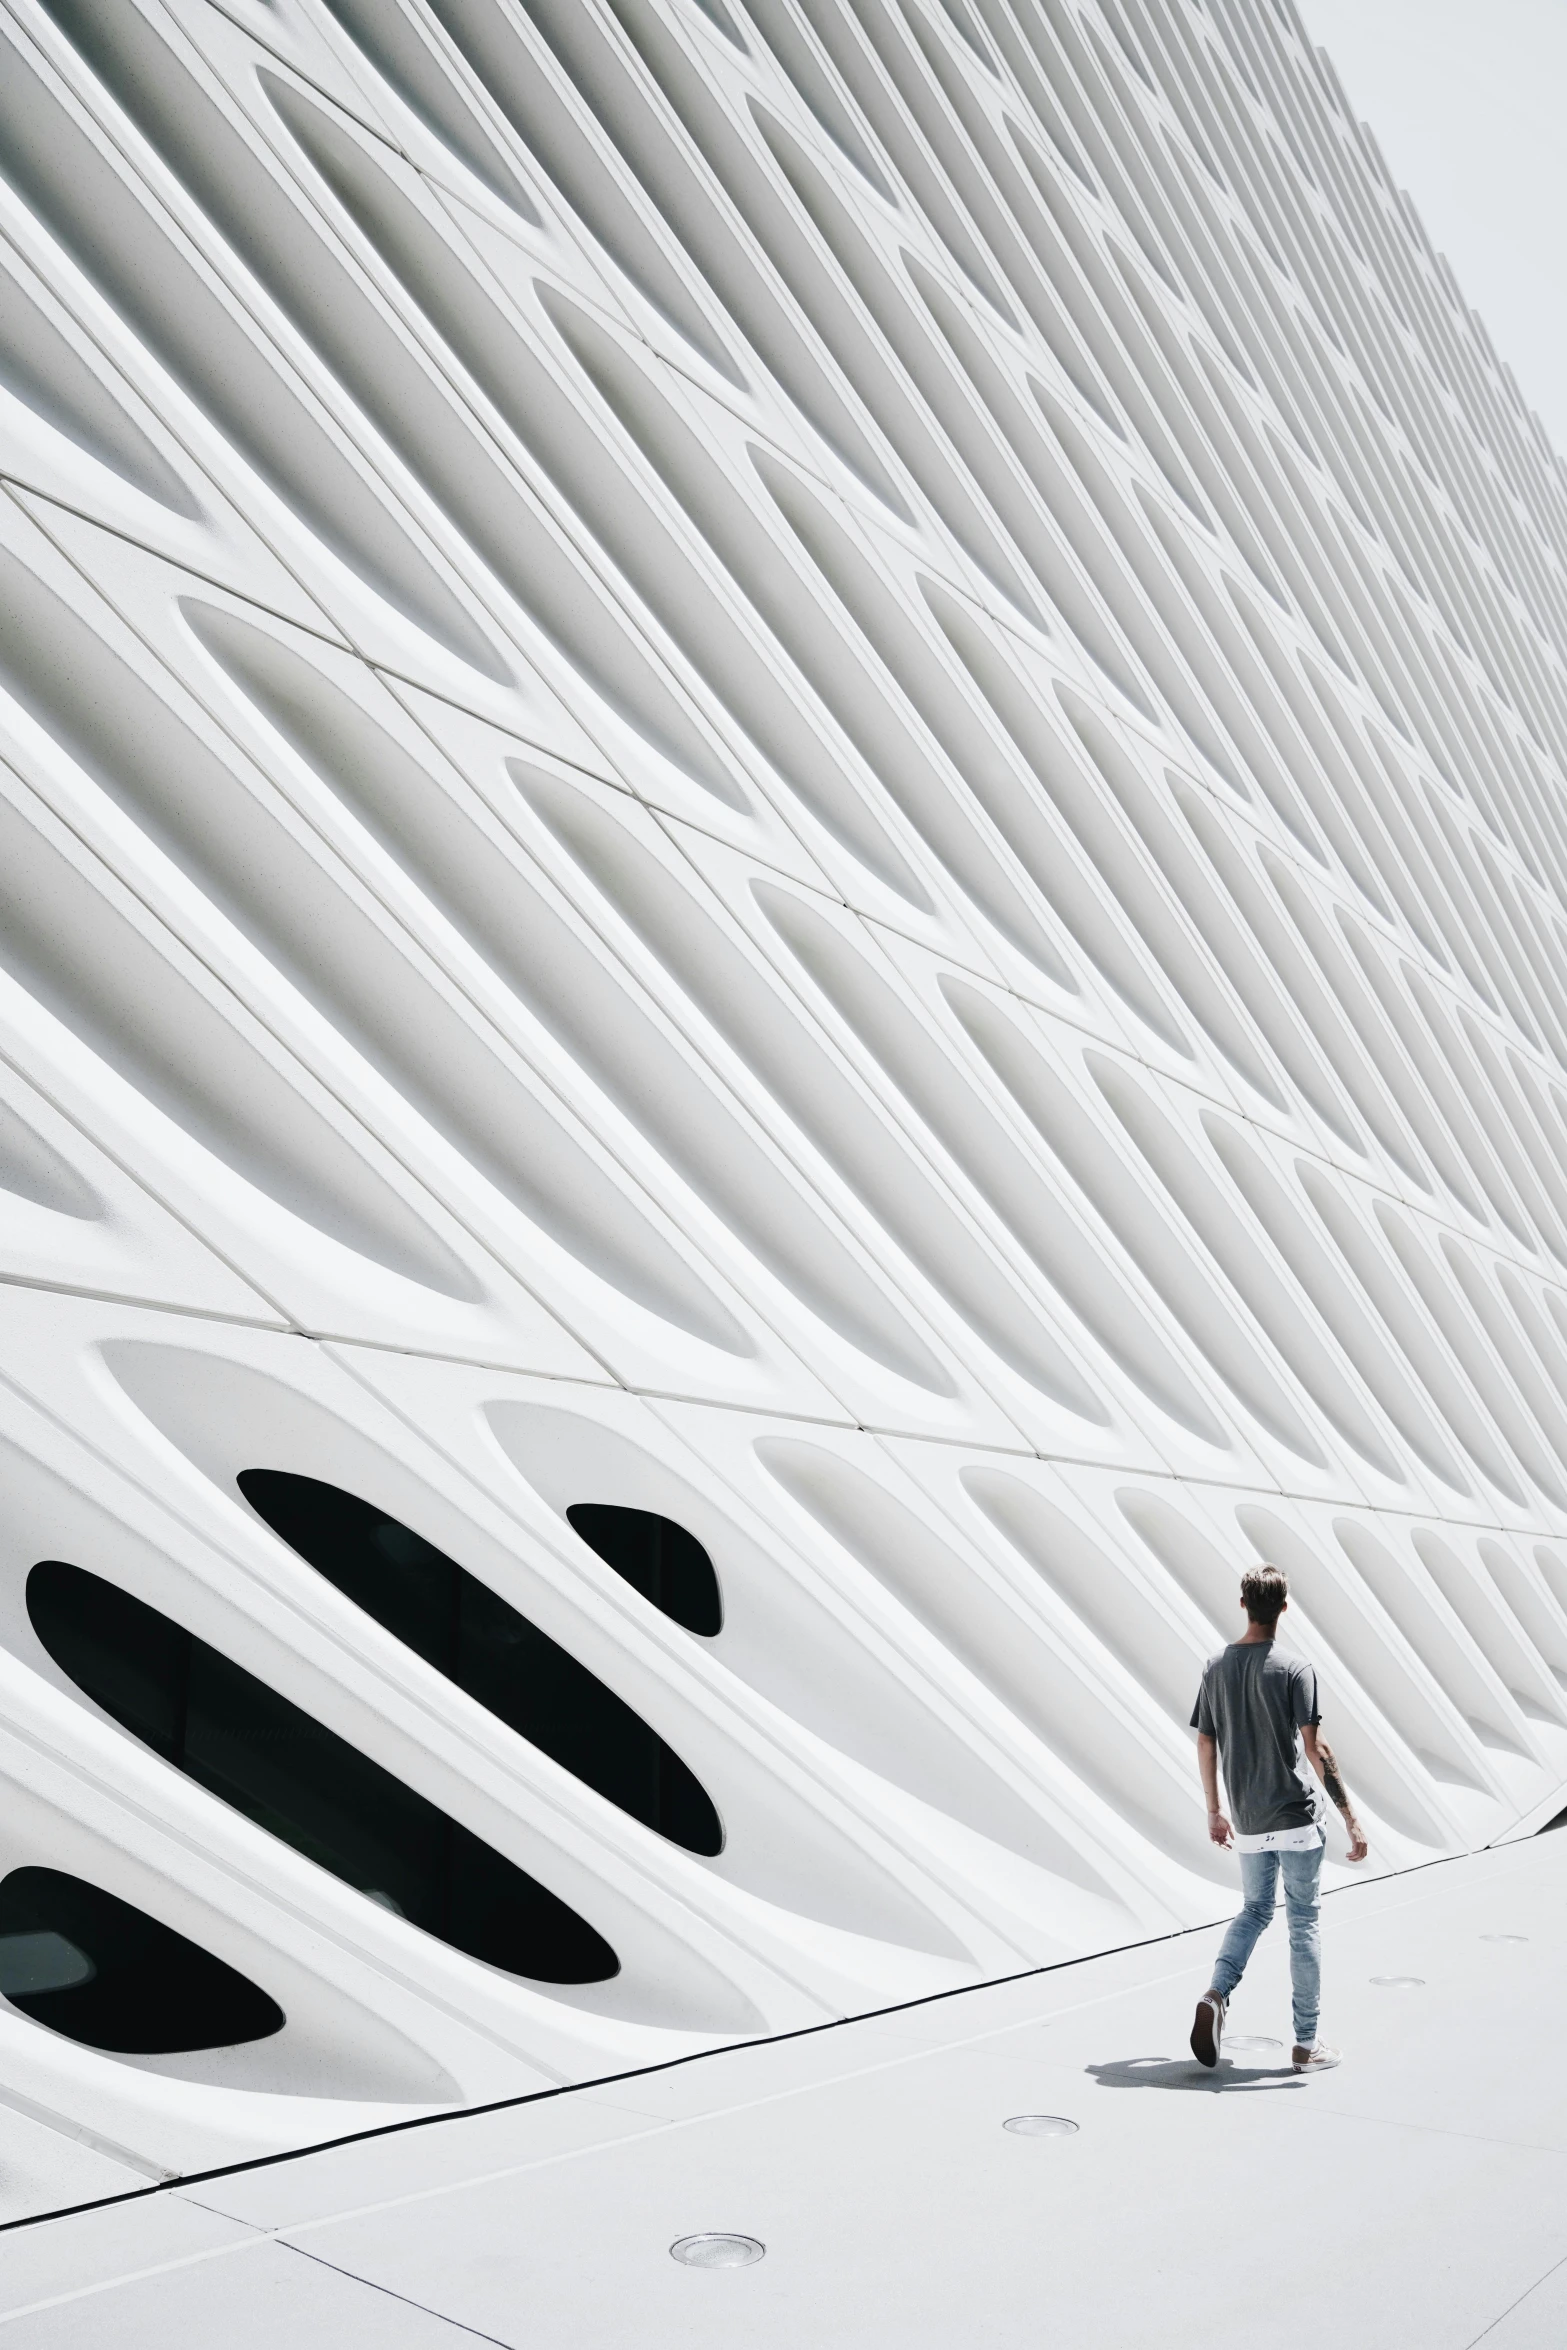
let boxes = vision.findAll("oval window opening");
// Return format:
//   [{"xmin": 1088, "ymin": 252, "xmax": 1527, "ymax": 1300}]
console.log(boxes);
[
  {"xmin": 26, "ymin": 1561, "xmax": 618, "ymax": 1985},
  {"xmin": 566, "ymin": 1505, "xmax": 722, "ymax": 1637},
  {"xmin": 236, "ymin": 1472, "xmax": 723, "ymax": 1857},
  {"xmin": 0, "ymin": 1865, "xmax": 283, "ymax": 2054}
]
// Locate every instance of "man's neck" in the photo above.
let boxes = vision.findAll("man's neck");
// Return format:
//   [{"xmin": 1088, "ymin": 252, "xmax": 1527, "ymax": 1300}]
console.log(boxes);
[{"xmin": 1237, "ymin": 1623, "xmax": 1274, "ymax": 1646}]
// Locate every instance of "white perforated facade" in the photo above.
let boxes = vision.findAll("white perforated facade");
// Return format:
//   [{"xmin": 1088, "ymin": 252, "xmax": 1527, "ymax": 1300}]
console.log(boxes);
[{"xmin": 2, "ymin": 0, "xmax": 1567, "ymax": 2192}]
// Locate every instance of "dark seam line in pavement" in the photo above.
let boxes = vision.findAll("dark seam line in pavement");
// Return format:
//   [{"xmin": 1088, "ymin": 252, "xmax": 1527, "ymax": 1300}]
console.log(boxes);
[
  {"xmin": 280, "ymin": 2239, "xmax": 517, "ymax": 2348},
  {"xmin": 0, "ymin": 1837, "xmax": 1527, "ymax": 2238},
  {"xmin": 0, "ymin": 1920, "xmax": 1210, "ymax": 2237},
  {"xmin": 1462, "ymin": 2244, "xmax": 1567, "ymax": 2347}
]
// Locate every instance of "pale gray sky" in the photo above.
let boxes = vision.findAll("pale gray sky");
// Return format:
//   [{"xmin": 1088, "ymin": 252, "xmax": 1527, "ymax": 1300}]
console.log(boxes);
[{"xmin": 1299, "ymin": 0, "xmax": 1567, "ymax": 457}]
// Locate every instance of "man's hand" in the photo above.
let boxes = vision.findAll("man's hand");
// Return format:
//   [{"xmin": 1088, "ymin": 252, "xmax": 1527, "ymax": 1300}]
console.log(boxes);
[
  {"xmin": 1303, "ymin": 1726, "xmax": 1368, "ymax": 1862},
  {"xmin": 1195, "ymin": 1730, "xmax": 1230, "ymax": 1846}
]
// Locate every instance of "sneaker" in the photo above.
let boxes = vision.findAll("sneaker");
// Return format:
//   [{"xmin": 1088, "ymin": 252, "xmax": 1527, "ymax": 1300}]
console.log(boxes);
[
  {"xmin": 1190, "ymin": 1993, "xmax": 1226, "ymax": 2069},
  {"xmin": 1291, "ymin": 2041, "xmax": 1341, "ymax": 2072}
]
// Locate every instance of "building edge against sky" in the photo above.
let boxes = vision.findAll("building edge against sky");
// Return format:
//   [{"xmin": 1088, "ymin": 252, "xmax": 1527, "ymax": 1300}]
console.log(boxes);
[
  {"xmin": 1299, "ymin": 0, "xmax": 1567, "ymax": 465},
  {"xmin": 0, "ymin": 0, "xmax": 1565, "ymax": 2198}
]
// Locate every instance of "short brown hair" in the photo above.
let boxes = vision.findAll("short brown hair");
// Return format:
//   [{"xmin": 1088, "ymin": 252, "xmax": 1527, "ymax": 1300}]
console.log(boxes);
[{"xmin": 1241, "ymin": 1565, "xmax": 1288, "ymax": 1626}]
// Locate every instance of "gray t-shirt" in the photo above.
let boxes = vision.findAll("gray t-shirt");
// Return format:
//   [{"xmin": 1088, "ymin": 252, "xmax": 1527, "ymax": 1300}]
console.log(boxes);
[{"xmin": 1190, "ymin": 1642, "xmax": 1322, "ymax": 1835}]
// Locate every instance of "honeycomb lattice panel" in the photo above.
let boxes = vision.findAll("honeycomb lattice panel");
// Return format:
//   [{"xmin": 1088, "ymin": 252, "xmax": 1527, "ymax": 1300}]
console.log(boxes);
[{"xmin": 1, "ymin": 0, "xmax": 1567, "ymax": 2173}]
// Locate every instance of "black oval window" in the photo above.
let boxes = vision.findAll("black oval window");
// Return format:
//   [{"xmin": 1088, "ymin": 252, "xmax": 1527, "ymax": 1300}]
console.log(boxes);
[
  {"xmin": 0, "ymin": 1866, "xmax": 283, "ymax": 2054},
  {"xmin": 27, "ymin": 1562, "xmax": 617, "ymax": 1985},
  {"xmin": 566, "ymin": 1506, "xmax": 722, "ymax": 1637},
  {"xmin": 237, "ymin": 1472, "xmax": 722, "ymax": 1858}
]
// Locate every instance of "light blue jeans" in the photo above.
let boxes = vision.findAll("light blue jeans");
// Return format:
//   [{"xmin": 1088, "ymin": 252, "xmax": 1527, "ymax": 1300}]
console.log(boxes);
[{"xmin": 1210, "ymin": 1840, "xmax": 1323, "ymax": 2047}]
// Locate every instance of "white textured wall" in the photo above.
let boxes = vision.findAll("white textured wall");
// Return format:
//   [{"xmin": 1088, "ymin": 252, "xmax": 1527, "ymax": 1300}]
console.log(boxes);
[{"xmin": 1, "ymin": 0, "xmax": 1566, "ymax": 2183}]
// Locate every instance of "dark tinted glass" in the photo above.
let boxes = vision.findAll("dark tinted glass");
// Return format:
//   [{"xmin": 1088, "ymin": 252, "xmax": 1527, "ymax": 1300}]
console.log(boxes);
[
  {"xmin": 0, "ymin": 1865, "xmax": 283, "ymax": 2053},
  {"xmin": 567, "ymin": 1505, "xmax": 722, "ymax": 1637},
  {"xmin": 238, "ymin": 1472, "xmax": 722, "ymax": 1856},
  {"xmin": 27, "ymin": 1561, "xmax": 617, "ymax": 1984}
]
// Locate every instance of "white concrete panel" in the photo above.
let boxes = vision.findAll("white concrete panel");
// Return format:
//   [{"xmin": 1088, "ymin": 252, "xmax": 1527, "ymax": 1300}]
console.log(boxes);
[{"xmin": 0, "ymin": 0, "xmax": 1565, "ymax": 2196}]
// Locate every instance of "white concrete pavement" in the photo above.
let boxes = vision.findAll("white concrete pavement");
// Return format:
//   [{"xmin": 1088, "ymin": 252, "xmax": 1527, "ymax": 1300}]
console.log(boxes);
[{"xmin": 5, "ymin": 1830, "xmax": 1567, "ymax": 2347}]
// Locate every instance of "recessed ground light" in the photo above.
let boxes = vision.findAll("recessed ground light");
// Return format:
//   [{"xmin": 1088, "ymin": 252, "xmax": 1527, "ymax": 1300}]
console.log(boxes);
[
  {"xmin": 669, "ymin": 2234, "xmax": 765, "ymax": 2269},
  {"xmin": 1369, "ymin": 1976, "xmax": 1425, "ymax": 1988},
  {"xmin": 1003, "ymin": 2114, "xmax": 1079, "ymax": 2137},
  {"xmin": 1479, "ymin": 1933, "xmax": 1528, "ymax": 1944},
  {"xmin": 1226, "ymin": 2035, "xmax": 1282, "ymax": 2056}
]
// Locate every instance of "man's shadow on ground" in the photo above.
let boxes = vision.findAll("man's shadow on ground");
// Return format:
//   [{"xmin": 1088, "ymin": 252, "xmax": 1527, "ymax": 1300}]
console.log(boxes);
[{"xmin": 1087, "ymin": 2056, "xmax": 1304, "ymax": 2094}]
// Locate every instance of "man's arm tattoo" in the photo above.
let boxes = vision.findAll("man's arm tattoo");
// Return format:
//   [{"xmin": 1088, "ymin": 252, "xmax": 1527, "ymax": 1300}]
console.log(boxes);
[{"xmin": 1318, "ymin": 1737, "xmax": 1349, "ymax": 1811}]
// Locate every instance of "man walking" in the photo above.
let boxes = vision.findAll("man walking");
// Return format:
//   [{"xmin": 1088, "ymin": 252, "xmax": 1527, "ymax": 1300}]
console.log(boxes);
[{"xmin": 1189, "ymin": 1565, "xmax": 1367, "ymax": 2073}]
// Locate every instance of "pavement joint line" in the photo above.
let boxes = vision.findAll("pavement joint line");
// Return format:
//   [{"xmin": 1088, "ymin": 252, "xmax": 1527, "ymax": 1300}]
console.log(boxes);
[
  {"xmin": 279, "ymin": 2238, "xmax": 516, "ymax": 2347},
  {"xmin": 170, "ymin": 1957, "xmax": 1218, "ymax": 2250},
  {"xmin": 1462, "ymin": 2243, "xmax": 1567, "ymax": 2348},
  {"xmin": 7, "ymin": 1838, "xmax": 1563, "ymax": 2252},
  {"xmin": 0, "ymin": 1910, "xmax": 1243, "ymax": 2238},
  {"xmin": 0, "ymin": 2228, "xmax": 274, "ymax": 2332},
  {"xmin": 155, "ymin": 1965, "xmax": 1233, "ymax": 2248},
  {"xmin": 208, "ymin": 1999, "xmax": 1179, "ymax": 2248},
  {"xmin": 186, "ymin": 1955, "xmax": 1564, "ymax": 2253}
]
